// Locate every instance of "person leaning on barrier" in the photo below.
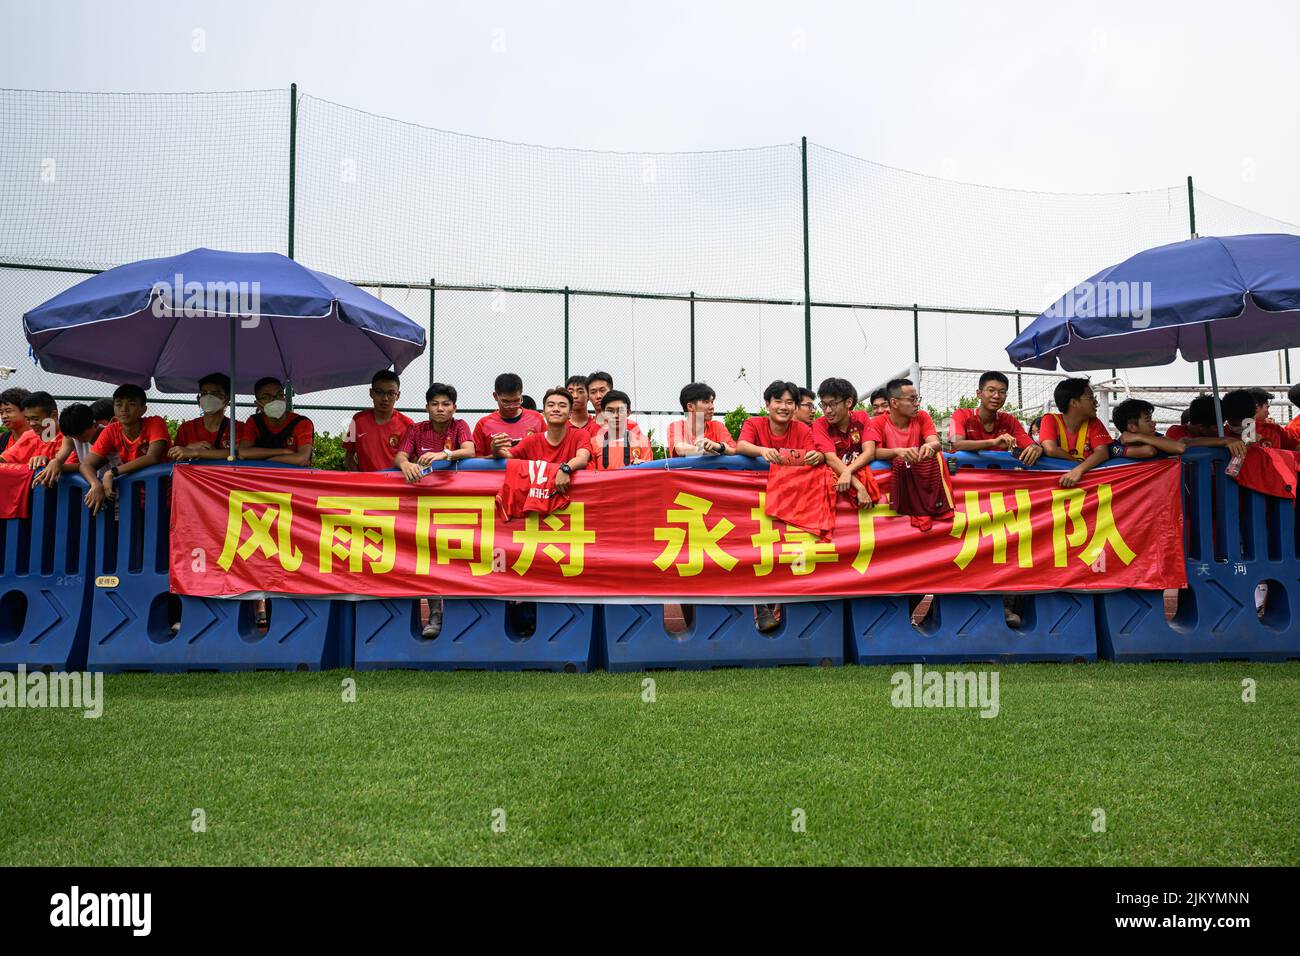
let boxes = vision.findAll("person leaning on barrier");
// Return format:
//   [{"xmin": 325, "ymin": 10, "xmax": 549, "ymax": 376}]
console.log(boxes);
[
  {"xmin": 948, "ymin": 371, "xmax": 1042, "ymax": 466},
  {"xmin": 589, "ymin": 390, "xmax": 652, "ymax": 470},
  {"xmin": 1220, "ymin": 388, "xmax": 1293, "ymax": 450},
  {"xmin": 1245, "ymin": 387, "xmax": 1298, "ymax": 450},
  {"xmin": 0, "ymin": 386, "xmax": 33, "ymax": 458},
  {"xmin": 473, "ymin": 372, "xmax": 545, "ymax": 458},
  {"xmin": 496, "ymin": 387, "xmax": 593, "ymax": 493},
  {"xmin": 343, "ymin": 369, "xmax": 414, "ymax": 472},
  {"xmin": 394, "ymin": 383, "xmax": 475, "ymax": 482},
  {"xmin": 813, "ymin": 376, "xmax": 877, "ymax": 508},
  {"xmin": 3, "ymin": 391, "xmax": 65, "ymax": 471},
  {"xmin": 168, "ymin": 372, "xmax": 242, "ymax": 462},
  {"xmin": 236, "ymin": 377, "xmax": 314, "ymax": 467},
  {"xmin": 1038, "ymin": 378, "xmax": 1113, "ymax": 488},
  {"xmin": 78, "ymin": 383, "xmax": 170, "ymax": 515},
  {"xmin": 1164, "ymin": 396, "xmax": 1246, "ymax": 457},
  {"xmin": 667, "ymin": 382, "xmax": 735, "ymax": 457},
  {"xmin": 34, "ymin": 402, "xmax": 107, "ymax": 489},
  {"xmin": 1110, "ymin": 399, "xmax": 1186, "ymax": 458}
]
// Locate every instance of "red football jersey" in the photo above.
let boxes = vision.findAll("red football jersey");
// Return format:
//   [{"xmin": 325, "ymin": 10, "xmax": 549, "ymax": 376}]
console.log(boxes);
[
  {"xmin": 949, "ymin": 408, "xmax": 1032, "ymax": 449},
  {"xmin": 813, "ymin": 410, "xmax": 872, "ymax": 462}
]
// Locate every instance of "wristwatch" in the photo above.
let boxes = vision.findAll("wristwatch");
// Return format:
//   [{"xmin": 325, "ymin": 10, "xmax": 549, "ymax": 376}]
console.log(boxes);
[
  {"xmin": 559, "ymin": 463, "xmax": 573, "ymax": 475},
  {"xmin": 109, "ymin": 466, "xmax": 121, "ymax": 479}
]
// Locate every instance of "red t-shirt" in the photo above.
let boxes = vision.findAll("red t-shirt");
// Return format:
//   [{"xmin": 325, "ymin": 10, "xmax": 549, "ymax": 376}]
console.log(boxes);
[
  {"xmin": 1165, "ymin": 424, "xmax": 1191, "ymax": 441},
  {"xmin": 175, "ymin": 416, "xmax": 240, "ymax": 451},
  {"xmin": 949, "ymin": 408, "xmax": 1032, "ymax": 449},
  {"xmin": 1038, "ymin": 414, "xmax": 1112, "ymax": 461},
  {"xmin": 1253, "ymin": 419, "xmax": 1298, "ymax": 451},
  {"xmin": 240, "ymin": 413, "xmax": 314, "ymax": 454},
  {"xmin": 345, "ymin": 409, "xmax": 415, "ymax": 471},
  {"xmin": 666, "ymin": 418, "xmax": 735, "ymax": 456},
  {"xmin": 91, "ymin": 417, "xmax": 170, "ymax": 463},
  {"xmin": 813, "ymin": 410, "xmax": 872, "ymax": 462},
  {"xmin": 738, "ymin": 417, "xmax": 832, "ymax": 454},
  {"xmin": 512, "ymin": 428, "xmax": 593, "ymax": 465},
  {"xmin": 568, "ymin": 416, "xmax": 602, "ymax": 442},
  {"xmin": 472, "ymin": 409, "xmax": 545, "ymax": 456},
  {"xmin": 1285, "ymin": 414, "xmax": 1300, "ymax": 446},
  {"xmin": 0, "ymin": 429, "xmax": 39, "ymax": 464},
  {"xmin": 864, "ymin": 410, "xmax": 939, "ymax": 450},
  {"xmin": 589, "ymin": 423, "xmax": 653, "ymax": 470},
  {"xmin": 397, "ymin": 418, "xmax": 473, "ymax": 458}
]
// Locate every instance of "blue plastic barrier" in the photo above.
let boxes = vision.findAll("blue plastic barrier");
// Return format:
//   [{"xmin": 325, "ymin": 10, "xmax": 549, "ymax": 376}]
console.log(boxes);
[
  {"xmin": 86, "ymin": 464, "xmax": 350, "ymax": 672},
  {"xmin": 601, "ymin": 600, "xmax": 844, "ymax": 670},
  {"xmin": 0, "ymin": 474, "xmax": 95, "ymax": 672},
  {"xmin": 1098, "ymin": 447, "xmax": 1300, "ymax": 662},
  {"xmin": 353, "ymin": 598, "xmax": 596, "ymax": 672}
]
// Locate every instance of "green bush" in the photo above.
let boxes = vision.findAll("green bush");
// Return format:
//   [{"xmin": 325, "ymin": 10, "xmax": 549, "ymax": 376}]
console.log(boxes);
[{"xmin": 311, "ymin": 431, "xmax": 347, "ymax": 471}]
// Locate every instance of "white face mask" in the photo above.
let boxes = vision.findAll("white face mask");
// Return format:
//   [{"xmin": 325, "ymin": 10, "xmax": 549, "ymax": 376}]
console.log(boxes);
[
  {"xmin": 199, "ymin": 394, "xmax": 225, "ymax": 414},
  {"xmin": 262, "ymin": 400, "xmax": 287, "ymax": 419}
]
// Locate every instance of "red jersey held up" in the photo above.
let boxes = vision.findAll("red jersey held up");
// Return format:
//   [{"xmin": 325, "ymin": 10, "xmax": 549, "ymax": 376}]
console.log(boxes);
[
  {"xmin": 765, "ymin": 463, "xmax": 837, "ymax": 540},
  {"xmin": 496, "ymin": 458, "xmax": 570, "ymax": 521},
  {"xmin": 345, "ymin": 410, "xmax": 415, "ymax": 471}
]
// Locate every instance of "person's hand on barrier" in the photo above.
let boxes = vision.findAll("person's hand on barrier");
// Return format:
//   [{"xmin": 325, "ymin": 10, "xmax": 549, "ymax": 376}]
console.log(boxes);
[
  {"xmin": 804, "ymin": 450, "xmax": 825, "ymax": 467},
  {"xmin": 102, "ymin": 472, "xmax": 118, "ymax": 501},
  {"xmin": 917, "ymin": 444, "xmax": 937, "ymax": 461},
  {"xmin": 34, "ymin": 460, "xmax": 61, "ymax": 487},
  {"xmin": 761, "ymin": 447, "xmax": 784, "ymax": 465},
  {"xmin": 1018, "ymin": 444, "xmax": 1043, "ymax": 467},
  {"xmin": 555, "ymin": 468, "xmax": 572, "ymax": 493},
  {"xmin": 995, "ymin": 434, "xmax": 1018, "ymax": 451},
  {"xmin": 835, "ymin": 470, "xmax": 852, "ymax": 493},
  {"xmin": 84, "ymin": 481, "xmax": 107, "ymax": 514},
  {"xmin": 899, "ymin": 447, "xmax": 921, "ymax": 464},
  {"xmin": 1227, "ymin": 439, "xmax": 1247, "ymax": 459},
  {"xmin": 400, "ymin": 460, "xmax": 425, "ymax": 483},
  {"xmin": 28, "ymin": 455, "xmax": 49, "ymax": 471},
  {"xmin": 1060, "ymin": 466, "xmax": 1084, "ymax": 488}
]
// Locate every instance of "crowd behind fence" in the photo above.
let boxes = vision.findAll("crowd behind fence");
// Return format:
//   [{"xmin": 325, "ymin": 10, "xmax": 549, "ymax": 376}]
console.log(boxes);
[{"xmin": 3, "ymin": 85, "xmax": 1300, "ymax": 443}]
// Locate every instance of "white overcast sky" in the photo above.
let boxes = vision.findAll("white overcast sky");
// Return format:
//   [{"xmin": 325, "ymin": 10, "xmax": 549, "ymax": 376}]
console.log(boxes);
[{"xmin": 1, "ymin": 0, "xmax": 1298, "ymax": 420}]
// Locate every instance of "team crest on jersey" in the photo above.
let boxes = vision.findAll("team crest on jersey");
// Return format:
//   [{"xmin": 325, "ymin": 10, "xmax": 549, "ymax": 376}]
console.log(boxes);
[
  {"xmin": 850, "ymin": 429, "xmax": 861, "ymax": 443},
  {"xmin": 388, "ymin": 434, "xmax": 398, "ymax": 447}
]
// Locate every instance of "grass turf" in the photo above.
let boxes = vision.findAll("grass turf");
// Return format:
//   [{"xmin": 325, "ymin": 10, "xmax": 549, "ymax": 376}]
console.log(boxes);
[{"xmin": 1, "ymin": 662, "xmax": 1297, "ymax": 866}]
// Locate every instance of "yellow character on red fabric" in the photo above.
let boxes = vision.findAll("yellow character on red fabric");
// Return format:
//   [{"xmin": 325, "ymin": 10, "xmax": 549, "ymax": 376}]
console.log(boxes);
[{"xmin": 216, "ymin": 490, "xmax": 303, "ymax": 572}]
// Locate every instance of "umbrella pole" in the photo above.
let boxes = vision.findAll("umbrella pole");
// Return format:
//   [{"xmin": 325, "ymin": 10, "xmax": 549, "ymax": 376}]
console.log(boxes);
[
  {"xmin": 1204, "ymin": 323, "xmax": 1224, "ymax": 438},
  {"xmin": 228, "ymin": 316, "xmax": 237, "ymax": 461}
]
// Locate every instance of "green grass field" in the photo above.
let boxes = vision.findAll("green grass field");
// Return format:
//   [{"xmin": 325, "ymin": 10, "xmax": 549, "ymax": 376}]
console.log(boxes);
[{"xmin": 3, "ymin": 662, "xmax": 1297, "ymax": 866}]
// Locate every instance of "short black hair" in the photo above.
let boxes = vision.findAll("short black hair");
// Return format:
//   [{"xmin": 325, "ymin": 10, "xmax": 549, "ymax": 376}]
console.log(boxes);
[
  {"xmin": 1221, "ymin": 389, "xmax": 1257, "ymax": 426},
  {"xmin": 816, "ymin": 377, "xmax": 856, "ymax": 402},
  {"xmin": 494, "ymin": 372, "xmax": 523, "ymax": 395},
  {"xmin": 371, "ymin": 369, "xmax": 400, "ymax": 390},
  {"xmin": 1187, "ymin": 395, "xmax": 1219, "ymax": 427},
  {"xmin": 426, "ymin": 383, "xmax": 457, "ymax": 405},
  {"xmin": 521, "ymin": 395, "xmax": 537, "ymax": 410},
  {"xmin": 90, "ymin": 398, "xmax": 114, "ymax": 421},
  {"xmin": 885, "ymin": 378, "xmax": 913, "ymax": 400},
  {"xmin": 1112, "ymin": 398, "xmax": 1154, "ymax": 433},
  {"xmin": 113, "ymin": 383, "xmax": 148, "ymax": 404},
  {"xmin": 1288, "ymin": 383, "xmax": 1300, "ymax": 408},
  {"xmin": 587, "ymin": 370, "xmax": 614, "ymax": 390},
  {"xmin": 541, "ymin": 387, "xmax": 572, "ymax": 408},
  {"xmin": 1249, "ymin": 387, "xmax": 1273, "ymax": 409},
  {"xmin": 798, "ymin": 387, "xmax": 816, "ymax": 405},
  {"xmin": 1053, "ymin": 377, "xmax": 1092, "ymax": 413},
  {"xmin": 602, "ymin": 389, "xmax": 631, "ymax": 410},
  {"xmin": 566, "ymin": 374, "xmax": 589, "ymax": 389},
  {"xmin": 762, "ymin": 380, "xmax": 800, "ymax": 404},
  {"xmin": 869, "ymin": 388, "xmax": 888, "ymax": 406},
  {"xmin": 59, "ymin": 402, "xmax": 95, "ymax": 437},
  {"xmin": 679, "ymin": 382, "xmax": 716, "ymax": 412},
  {"xmin": 0, "ymin": 387, "xmax": 31, "ymax": 408},
  {"xmin": 198, "ymin": 372, "xmax": 231, "ymax": 395},
  {"xmin": 252, "ymin": 376, "xmax": 282, "ymax": 396},
  {"xmin": 979, "ymin": 371, "xmax": 1010, "ymax": 389},
  {"xmin": 1181, "ymin": 406, "xmax": 1193, "ymax": 426},
  {"xmin": 20, "ymin": 390, "xmax": 56, "ymax": 419}
]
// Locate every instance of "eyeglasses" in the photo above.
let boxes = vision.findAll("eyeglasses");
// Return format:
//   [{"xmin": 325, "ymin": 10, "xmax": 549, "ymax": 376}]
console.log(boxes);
[
  {"xmin": 818, "ymin": 400, "xmax": 842, "ymax": 410},
  {"xmin": 370, "ymin": 389, "xmax": 399, "ymax": 399},
  {"xmin": 895, "ymin": 394, "xmax": 922, "ymax": 404}
]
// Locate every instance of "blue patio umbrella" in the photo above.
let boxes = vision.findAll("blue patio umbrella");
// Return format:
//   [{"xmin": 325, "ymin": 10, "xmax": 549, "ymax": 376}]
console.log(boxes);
[
  {"xmin": 23, "ymin": 248, "xmax": 426, "ymax": 458},
  {"xmin": 1007, "ymin": 233, "xmax": 1300, "ymax": 434}
]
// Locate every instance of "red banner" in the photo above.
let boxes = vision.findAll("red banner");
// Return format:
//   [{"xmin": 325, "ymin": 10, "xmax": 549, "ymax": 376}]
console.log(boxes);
[{"xmin": 169, "ymin": 460, "xmax": 1186, "ymax": 599}]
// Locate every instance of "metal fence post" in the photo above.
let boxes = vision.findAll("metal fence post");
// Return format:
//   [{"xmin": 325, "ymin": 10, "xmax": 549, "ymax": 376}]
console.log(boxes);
[
  {"xmin": 689, "ymin": 290, "xmax": 696, "ymax": 383},
  {"xmin": 1189, "ymin": 175, "xmax": 1205, "ymax": 385},
  {"xmin": 801, "ymin": 136, "xmax": 812, "ymax": 390},
  {"xmin": 563, "ymin": 286, "xmax": 570, "ymax": 380},
  {"xmin": 288, "ymin": 83, "xmax": 297, "ymax": 260},
  {"xmin": 1014, "ymin": 310, "xmax": 1022, "ymax": 409},
  {"xmin": 913, "ymin": 304, "xmax": 920, "ymax": 364},
  {"xmin": 429, "ymin": 279, "xmax": 436, "ymax": 387}
]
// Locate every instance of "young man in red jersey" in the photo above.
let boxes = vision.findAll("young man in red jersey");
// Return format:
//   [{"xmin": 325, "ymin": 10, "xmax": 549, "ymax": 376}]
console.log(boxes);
[
  {"xmin": 565, "ymin": 374, "xmax": 601, "ymax": 442},
  {"xmin": 589, "ymin": 390, "xmax": 653, "ymax": 469},
  {"xmin": 78, "ymin": 383, "xmax": 170, "ymax": 514},
  {"xmin": 237, "ymin": 377, "xmax": 314, "ymax": 466},
  {"xmin": 496, "ymin": 388, "xmax": 593, "ymax": 490},
  {"xmin": 1164, "ymin": 396, "xmax": 1246, "ymax": 456},
  {"xmin": 473, "ymin": 372, "xmax": 545, "ymax": 457},
  {"xmin": 949, "ymin": 371, "xmax": 1042, "ymax": 466},
  {"xmin": 344, "ymin": 370, "xmax": 415, "ymax": 471},
  {"xmin": 667, "ymin": 382, "xmax": 736, "ymax": 457},
  {"xmin": 812, "ymin": 376, "xmax": 877, "ymax": 507},
  {"xmin": 794, "ymin": 388, "xmax": 817, "ymax": 426},
  {"xmin": 168, "ymin": 373, "xmax": 241, "ymax": 462},
  {"xmin": 3, "ymin": 392, "xmax": 65, "ymax": 471},
  {"xmin": 0, "ymin": 387, "xmax": 33, "ymax": 460},
  {"xmin": 1038, "ymin": 378, "xmax": 1114, "ymax": 488},
  {"xmin": 395, "ymin": 383, "xmax": 475, "ymax": 482}
]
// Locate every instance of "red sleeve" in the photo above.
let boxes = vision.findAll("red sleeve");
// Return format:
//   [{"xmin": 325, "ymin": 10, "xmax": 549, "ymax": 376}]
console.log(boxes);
[
  {"xmin": 143, "ymin": 417, "xmax": 170, "ymax": 446},
  {"xmin": 1087, "ymin": 418, "xmax": 1113, "ymax": 449},
  {"xmin": 862, "ymin": 416, "xmax": 884, "ymax": 445},
  {"xmin": 1165, "ymin": 424, "xmax": 1188, "ymax": 441},
  {"xmin": 513, "ymin": 433, "xmax": 538, "ymax": 459},
  {"xmin": 738, "ymin": 417, "xmax": 764, "ymax": 446},
  {"xmin": 294, "ymin": 417, "xmax": 314, "ymax": 452},
  {"xmin": 342, "ymin": 413, "xmax": 359, "ymax": 451},
  {"xmin": 472, "ymin": 418, "xmax": 491, "ymax": 456},
  {"xmin": 1286, "ymin": 415, "xmax": 1300, "ymax": 445},
  {"xmin": 666, "ymin": 420, "xmax": 684, "ymax": 452},
  {"xmin": 809, "ymin": 421, "xmax": 835, "ymax": 454},
  {"xmin": 1003, "ymin": 413, "xmax": 1033, "ymax": 449},
  {"xmin": 174, "ymin": 420, "xmax": 195, "ymax": 447},
  {"xmin": 91, "ymin": 423, "xmax": 118, "ymax": 459},
  {"xmin": 455, "ymin": 419, "xmax": 473, "ymax": 448},
  {"xmin": 916, "ymin": 410, "xmax": 939, "ymax": 440},
  {"xmin": 396, "ymin": 422, "xmax": 418, "ymax": 456},
  {"xmin": 1038, "ymin": 414, "xmax": 1061, "ymax": 445},
  {"xmin": 1274, "ymin": 422, "xmax": 1298, "ymax": 451},
  {"xmin": 948, "ymin": 408, "xmax": 972, "ymax": 441},
  {"xmin": 711, "ymin": 420, "xmax": 737, "ymax": 451},
  {"xmin": 571, "ymin": 431, "xmax": 593, "ymax": 459}
]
